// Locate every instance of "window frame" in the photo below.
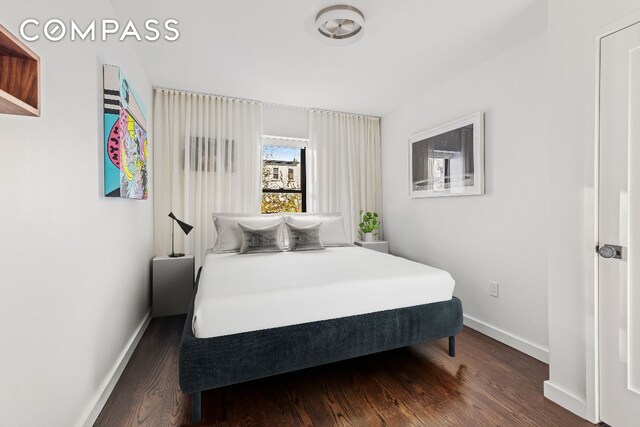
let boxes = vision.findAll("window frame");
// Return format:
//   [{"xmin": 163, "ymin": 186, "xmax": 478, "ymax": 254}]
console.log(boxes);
[{"xmin": 262, "ymin": 135, "xmax": 308, "ymax": 213}]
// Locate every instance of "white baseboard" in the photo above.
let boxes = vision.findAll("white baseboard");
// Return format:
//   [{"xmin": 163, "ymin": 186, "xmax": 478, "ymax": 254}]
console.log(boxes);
[
  {"xmin": 78, "ymin": 311, "xmax": 152, "ymax": 427},
  {"xmin": 463, "ymin": 314, "xmax": 549, "ymax": 363},
  {"xmin": 543, "ymin": 381, "xmax": 587, "ymax": 420}
]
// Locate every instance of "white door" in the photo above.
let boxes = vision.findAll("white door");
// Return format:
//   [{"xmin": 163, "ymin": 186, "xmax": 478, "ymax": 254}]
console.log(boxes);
[{"xmin": 599, "ymin": 21, "xmax": 640, "ymax": 427}]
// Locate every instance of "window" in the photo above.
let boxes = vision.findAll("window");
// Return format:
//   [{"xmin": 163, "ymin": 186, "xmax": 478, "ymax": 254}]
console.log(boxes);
[{"xmin": 262, "ymin": 136, "xmax": 307, "ymax": 214}]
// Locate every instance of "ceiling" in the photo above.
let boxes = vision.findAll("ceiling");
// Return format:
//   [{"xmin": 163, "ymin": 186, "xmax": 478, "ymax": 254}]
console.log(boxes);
[{"xmin": 109, "ymin": 0, "xmax": 546, "ymax": 116}]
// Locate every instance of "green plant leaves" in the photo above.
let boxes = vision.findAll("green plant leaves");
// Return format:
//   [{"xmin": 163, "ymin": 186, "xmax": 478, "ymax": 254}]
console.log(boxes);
[{"xmin": 358, "ymin": 210, "xmax": 381, "ymax": 233}]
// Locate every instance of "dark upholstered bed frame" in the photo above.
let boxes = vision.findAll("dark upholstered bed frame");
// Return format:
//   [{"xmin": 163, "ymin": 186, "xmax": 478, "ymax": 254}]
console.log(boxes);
[{"xmin": 180, "ymin": 268, "xmax": 464, "ymax": 424}]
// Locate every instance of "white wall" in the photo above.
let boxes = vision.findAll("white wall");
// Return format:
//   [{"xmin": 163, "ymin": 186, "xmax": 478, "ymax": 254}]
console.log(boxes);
[
  {"xmin": 381, "ymin": 33, "xmax": 549, "ymax": 360},
  {"xmin": 0, "ymin": 2, "xmax": 154, "ymax": 426},
  {"xmin": 263, "ymin": 104, "xmax": 308, "ymax": 139},
  {"xmin": 546, "ymin": 0, "xmax": 640, "ymax": 422}
]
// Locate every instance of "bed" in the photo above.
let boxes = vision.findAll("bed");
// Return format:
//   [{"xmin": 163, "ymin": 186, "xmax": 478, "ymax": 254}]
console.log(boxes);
[{"xmin": 180, "ymin": 246, "xmax": 463, "ymax": 423}]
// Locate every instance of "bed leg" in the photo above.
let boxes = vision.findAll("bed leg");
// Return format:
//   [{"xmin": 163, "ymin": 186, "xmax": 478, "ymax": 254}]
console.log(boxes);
[
  {"xmin": 448, "ymin": 336, "xmax": 456, "ymax": 357},
  {"xmin": 191, "ymin": 391, "xmax": 201, "ymax": 424}
]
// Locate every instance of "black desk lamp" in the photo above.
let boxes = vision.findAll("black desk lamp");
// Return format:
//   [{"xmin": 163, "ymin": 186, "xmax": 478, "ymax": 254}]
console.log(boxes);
[{"xmin": 168, "ymin": 212, "xmax": 193, "ymax": 258}]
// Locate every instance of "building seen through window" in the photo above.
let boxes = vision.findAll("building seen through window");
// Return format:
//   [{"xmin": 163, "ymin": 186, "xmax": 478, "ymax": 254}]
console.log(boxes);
[{"xmin": 262, "ymin": 138, "xmax": 306, "ymax": 213}]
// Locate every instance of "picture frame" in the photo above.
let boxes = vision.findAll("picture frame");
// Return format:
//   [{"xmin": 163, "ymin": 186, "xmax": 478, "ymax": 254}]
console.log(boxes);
[
  {"xmin": 103, "ymin": 64, "xmax": 149, "ymax": 199},
  {"xmin": 409, "ymin": 112, "xmax": 484, "ymax": 198}
]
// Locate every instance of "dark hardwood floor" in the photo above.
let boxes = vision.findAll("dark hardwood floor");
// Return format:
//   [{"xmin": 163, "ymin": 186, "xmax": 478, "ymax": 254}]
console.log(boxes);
[{"xmin": 96, "ymin": 316, "xmax": 593, "ymax": 427}]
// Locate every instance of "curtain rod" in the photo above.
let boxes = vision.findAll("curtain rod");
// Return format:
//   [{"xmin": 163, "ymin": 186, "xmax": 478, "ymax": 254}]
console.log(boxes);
[{"xmin": 153, "ymin": 86, "xmax": 381, "ymax": 120}]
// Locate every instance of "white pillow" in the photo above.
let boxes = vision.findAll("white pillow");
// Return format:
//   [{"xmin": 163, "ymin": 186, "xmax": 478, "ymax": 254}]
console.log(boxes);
[
  {"xmin": 284, "ymin": 213, "xmax": 351, "ymax": 247},
  {"xmin": 212, "ymin": 213, "xmax": 283, "ymax": 252}
]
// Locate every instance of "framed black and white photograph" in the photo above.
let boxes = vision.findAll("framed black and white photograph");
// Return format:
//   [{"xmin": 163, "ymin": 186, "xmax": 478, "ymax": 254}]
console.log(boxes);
[{"xmin": 409, "ymin": 112, "xmax": 485, "ymax": 198}]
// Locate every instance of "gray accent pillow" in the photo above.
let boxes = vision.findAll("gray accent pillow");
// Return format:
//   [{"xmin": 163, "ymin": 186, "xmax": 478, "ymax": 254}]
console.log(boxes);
[
  {"xmin": 212, "ymin": 214, "xmax": 284, "ymax": 253},
  {"xmin": 238, "ymin": 223, "xmax": 284, "ymax": 254},
  {"xmin": 285, "ymin": 222, "xmax": 325, "ymax": 251}
]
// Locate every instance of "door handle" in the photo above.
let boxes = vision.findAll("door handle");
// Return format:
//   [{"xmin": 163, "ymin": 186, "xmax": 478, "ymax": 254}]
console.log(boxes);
[{"xmin": 597, "ymin": 244, "xmax": 623, "ymax": 259}]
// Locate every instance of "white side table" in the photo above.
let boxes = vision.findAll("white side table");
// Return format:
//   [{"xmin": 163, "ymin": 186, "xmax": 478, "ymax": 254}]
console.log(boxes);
[
  {"xmin": 152, "ymin": 254, "xmax": 195, "ymax": 317},
  {"xmin": 354, "ymin": 240, "xmax": 389, "ymax": 254}
]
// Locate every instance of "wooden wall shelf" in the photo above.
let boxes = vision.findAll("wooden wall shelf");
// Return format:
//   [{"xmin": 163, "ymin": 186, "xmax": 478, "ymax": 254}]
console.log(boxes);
[{"xmin": 0, "ymin": 24, "xmax": 40, "ymax": 117}]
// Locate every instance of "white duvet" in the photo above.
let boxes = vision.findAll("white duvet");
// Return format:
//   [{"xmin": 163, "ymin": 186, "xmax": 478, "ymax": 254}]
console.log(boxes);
[{"xmin": 193, "ymin": 246, "xmax": 455, "ymax": 338}]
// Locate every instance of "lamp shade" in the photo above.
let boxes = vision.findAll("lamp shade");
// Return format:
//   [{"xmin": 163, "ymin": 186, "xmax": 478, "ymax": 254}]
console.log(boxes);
[{"xmin": 168, "ymin": 212, "xmax": 193, "ymax": 235}]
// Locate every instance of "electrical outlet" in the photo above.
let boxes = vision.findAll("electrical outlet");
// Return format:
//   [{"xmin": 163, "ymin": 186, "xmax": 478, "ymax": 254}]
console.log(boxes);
[{"xmin": 489, "ymin": 281, "xmax": 499, "ymax": 298}]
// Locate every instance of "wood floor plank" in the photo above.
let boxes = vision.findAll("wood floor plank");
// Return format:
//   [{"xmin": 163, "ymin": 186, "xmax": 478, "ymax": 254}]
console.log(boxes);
[{"xmin": 95, "ymin": 316, "xmax": 594, "ymax": 427}]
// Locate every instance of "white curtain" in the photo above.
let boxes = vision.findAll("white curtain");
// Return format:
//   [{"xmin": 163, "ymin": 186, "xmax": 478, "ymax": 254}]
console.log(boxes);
[
  {"xmin": 153, "ymin": 89, "xmax": 263, "ymax": 264},
  {"xmin": 307, "ymin": 110, "xmax": 382, "ymax": 240}
]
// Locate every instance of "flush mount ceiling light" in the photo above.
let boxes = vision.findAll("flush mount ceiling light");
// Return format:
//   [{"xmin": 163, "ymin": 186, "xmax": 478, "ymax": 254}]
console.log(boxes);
[{"xmin": 315, "ymin": 5, "xmax": 365, "ymax": 45}]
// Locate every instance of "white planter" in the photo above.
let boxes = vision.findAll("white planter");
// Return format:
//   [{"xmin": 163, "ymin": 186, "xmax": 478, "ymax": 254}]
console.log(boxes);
[{"xmin": 363, "ymin": 232, "xmax": 375, "ymax": 242}]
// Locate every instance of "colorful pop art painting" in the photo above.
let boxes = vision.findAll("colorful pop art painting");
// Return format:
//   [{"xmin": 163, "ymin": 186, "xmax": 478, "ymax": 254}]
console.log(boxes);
[{"xmin": 103, "ymin": 65, "xmax": 148, "ymax": 199}]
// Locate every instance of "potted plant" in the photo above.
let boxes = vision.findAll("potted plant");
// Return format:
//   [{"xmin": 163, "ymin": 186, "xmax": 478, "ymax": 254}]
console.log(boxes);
[{"xmin": 358, "ymin": 210, "xmax": 381, "ymax": 242}]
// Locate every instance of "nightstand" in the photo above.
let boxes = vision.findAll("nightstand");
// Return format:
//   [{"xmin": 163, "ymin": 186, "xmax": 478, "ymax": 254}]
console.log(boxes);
[
  {"xmin": 152, "ymin": 254, "xmax": 195, "ymax": 317},
  {"xmin": 354, "ymin": 240, "xmax": 389, "ymax": 254}
]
